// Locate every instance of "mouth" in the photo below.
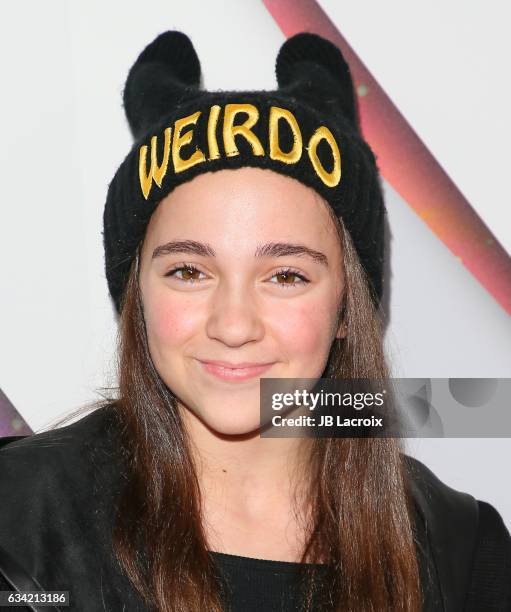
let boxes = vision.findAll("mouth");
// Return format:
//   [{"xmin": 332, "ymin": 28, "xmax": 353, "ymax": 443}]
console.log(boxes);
[{"xmin": 197, "ymin": 360, "xmax": 276, "ymax": 382}]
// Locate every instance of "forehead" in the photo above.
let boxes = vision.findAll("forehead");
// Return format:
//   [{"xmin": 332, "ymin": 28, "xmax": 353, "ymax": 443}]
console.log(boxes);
[{"xmin": 143, "ymin": 167, "xmax": 339, "ymax": 249}]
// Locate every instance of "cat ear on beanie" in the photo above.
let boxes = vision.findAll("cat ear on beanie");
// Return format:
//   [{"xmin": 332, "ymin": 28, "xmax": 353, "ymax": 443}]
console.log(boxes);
[
  {"xmin": 275, "ymin": 32, "xmax": 360, "ymax": 134},
  {"xmin": 122, "ymin": 30, "xmax": 202, "ymax": 140}
]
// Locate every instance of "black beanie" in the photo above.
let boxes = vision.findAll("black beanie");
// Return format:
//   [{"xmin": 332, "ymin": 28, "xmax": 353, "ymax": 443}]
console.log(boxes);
[{"xmin": 103, "ymin": 30, "xmax": 386, "ymax": 314}]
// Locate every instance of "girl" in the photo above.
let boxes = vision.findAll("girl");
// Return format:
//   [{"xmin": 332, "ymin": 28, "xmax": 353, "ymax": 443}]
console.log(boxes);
[{"xmin": 0, "ymin": 31, "xmax": 509, "ymax": 612}]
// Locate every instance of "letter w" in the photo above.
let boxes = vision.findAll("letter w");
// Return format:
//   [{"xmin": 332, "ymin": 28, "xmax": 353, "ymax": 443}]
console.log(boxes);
[{"xmin": 139, "ymin": 127, "xmax": 171, "ymax": 199}]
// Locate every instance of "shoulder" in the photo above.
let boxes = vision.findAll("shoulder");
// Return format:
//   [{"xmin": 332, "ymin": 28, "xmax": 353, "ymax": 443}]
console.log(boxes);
[
  {"xmin": 0, "ymin": 401, "xmax": 123, "ymax": 514},
  {"xmin": 0, "ymin": 403, "xmax": 123, "ymax": 486},
  {"xmin": 0, "ymin": 405, "xmax": 147, "ymax": 610},
  {"xmin": 403, "ymin": 454, "xmax": 511, "ymax": 611},
  {"xmin": 0, "ymin": 404, "xmax": 130, "ymax": 605},
  {"xmin": 403, "ymin": 453, "xmax": 510, "ymax": 542},
  {"xmin": 0, "ymin": 403, "xmax": 124, "ymax": 523},
  {"xmin": 465, "ymin": 499, "xmax": 511, "ymax": 610},
  {"xmin": 0, "ymin": 403, "xmax": 119, "ymax": 458}
]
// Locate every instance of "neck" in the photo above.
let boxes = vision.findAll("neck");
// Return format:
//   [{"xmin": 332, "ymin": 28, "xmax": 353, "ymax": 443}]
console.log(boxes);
[{"xmin": 179, "ymin": 404, "xmax": 314, "ymax": 518}]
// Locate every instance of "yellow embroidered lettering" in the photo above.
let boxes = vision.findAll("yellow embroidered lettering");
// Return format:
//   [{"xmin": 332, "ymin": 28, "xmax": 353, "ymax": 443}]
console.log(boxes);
[
  {"xmin": 207, "ymin": 105, "xmax": 222, "ymax": 161},
  {"xmin": 269, "ymin": 106, "xmax": 302, "ymax": 164},
  {"xmin": 139, "ymin": 127, "xmax": 172, "ymax": 200},
  {"xmin": 307, "ymin": 126, "xmax": 341, "ymax": 188},
  {"xmin": 172, "ymin": 111, "xmax": 206, "ymax": 174},
  {"xmin": 138, "ymin": 104, "xmax": 343, "ymax": 200},
  {"xmin": 223, "ymin": 103, "xmax": 264, "ymax": 157}
]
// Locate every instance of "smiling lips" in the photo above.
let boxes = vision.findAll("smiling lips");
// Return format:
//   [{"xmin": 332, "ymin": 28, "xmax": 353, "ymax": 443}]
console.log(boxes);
[{"xmin": 198, "ymin": 359, "xmax": 275, "ymax": 381}]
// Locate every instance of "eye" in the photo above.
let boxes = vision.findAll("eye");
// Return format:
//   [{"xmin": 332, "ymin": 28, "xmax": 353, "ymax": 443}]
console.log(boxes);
[
  {"xmin": 269, "ymin": 267, "xmax": 310, "ymax": 288},
  {"xmin": 164, "ymin": 264, "xmax": 310, "ymax": 288},
  {"xmin": 165, "ymin": 264, "xmax": 206, "ymax": 284}
]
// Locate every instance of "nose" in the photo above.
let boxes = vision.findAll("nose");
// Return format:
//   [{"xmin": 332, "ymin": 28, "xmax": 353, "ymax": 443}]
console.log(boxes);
[{"xmin": 205, "ymin": 280, "xmax": 265, "ymax": 347}]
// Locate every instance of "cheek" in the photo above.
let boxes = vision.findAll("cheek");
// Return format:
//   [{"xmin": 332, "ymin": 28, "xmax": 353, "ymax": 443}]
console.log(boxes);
[
  {"xmin": 143, "ymin": 286, "xmax": 201, "ymax": 351},
  {"xmin": 270, "ymin": 298, "xmax": 337, "ymax": 355}
]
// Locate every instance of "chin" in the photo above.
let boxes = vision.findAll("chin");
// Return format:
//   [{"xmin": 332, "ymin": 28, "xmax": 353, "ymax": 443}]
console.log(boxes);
[
  {"xmin": 189, "ymin": 400, "xmax": 263, "ymax": 437},
  {"xmin": 206, "ymin": 418, "xmax": 262, "ymax": 437}
]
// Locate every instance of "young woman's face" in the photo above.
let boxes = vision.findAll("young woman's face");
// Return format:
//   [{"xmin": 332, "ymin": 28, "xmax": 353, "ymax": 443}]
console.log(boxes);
[{"xmin": 139, "ymin": 167, "xmax": 345, "ymax": 436}]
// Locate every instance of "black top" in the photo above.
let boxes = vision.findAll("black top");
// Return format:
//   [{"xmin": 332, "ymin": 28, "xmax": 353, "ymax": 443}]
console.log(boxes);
[
  {"xmin": 208, "ymin": 551, "xmax": 328, "ymax": 611},
  {"xmin": 206, "ymin": 501, "xmax": 511, "ymax": 612},
  {"xmin": 1, "ymin": 528, "xmax": 510, "ymax": 612},
  {"xmin": 0, "ymin": 405, "xmax": 510, "ymax": 612}
]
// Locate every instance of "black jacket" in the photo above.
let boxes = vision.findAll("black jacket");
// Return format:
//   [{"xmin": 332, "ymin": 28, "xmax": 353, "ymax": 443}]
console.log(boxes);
[{"xmin": 0, "ymin": 406, "xmax": 509, "ymax": 611}]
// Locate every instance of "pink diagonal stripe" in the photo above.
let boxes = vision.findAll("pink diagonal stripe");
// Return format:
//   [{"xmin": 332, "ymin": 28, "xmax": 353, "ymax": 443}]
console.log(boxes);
[{"xmin": 263, "ymin": 0, "xmax": 511, "ymax": 314}]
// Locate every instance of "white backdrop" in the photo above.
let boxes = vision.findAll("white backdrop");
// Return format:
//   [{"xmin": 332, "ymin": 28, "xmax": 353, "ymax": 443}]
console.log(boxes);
[{"xmin": 1, "ymin": 0, "xmax": 510, "ymax": 527}]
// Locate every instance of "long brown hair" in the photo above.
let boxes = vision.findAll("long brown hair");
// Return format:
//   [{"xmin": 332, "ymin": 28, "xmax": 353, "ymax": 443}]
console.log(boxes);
[{"xmin": 110, "ymin": 202, "xmax": 422, "ymax": 611}]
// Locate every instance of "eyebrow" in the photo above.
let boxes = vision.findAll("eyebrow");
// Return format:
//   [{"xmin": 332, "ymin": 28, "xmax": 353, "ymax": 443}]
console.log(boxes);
[{"xmin": 152, "ymin": 239, "xmax": 329, "ymax": 267}]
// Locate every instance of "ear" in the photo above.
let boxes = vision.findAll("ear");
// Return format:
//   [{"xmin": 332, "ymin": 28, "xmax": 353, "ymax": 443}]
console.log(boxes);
[
  {"xmin": 122, "ymin": 30, "xmax": 202, "ymax": 140},
  {"xmin": 275, "ymin": 32, "xmax": 360, "ymax": 134}
]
